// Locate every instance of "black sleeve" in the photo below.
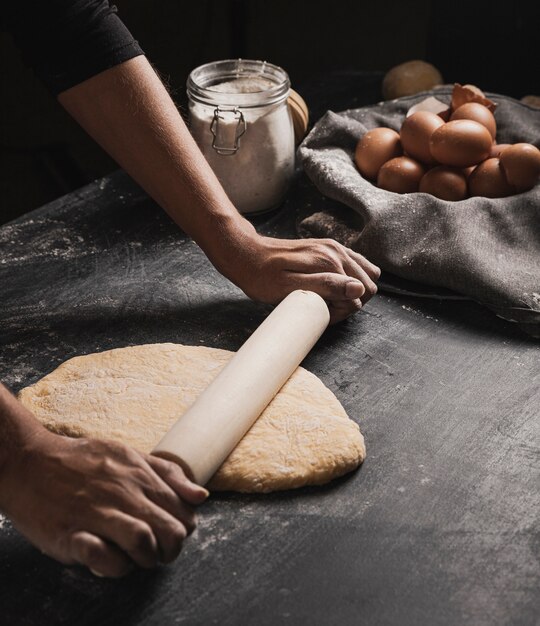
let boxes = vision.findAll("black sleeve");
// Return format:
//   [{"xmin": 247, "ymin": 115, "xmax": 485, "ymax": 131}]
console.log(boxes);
[{"xmin": 3, "ymin": 0, "xmax": 144, "ymax": 96}]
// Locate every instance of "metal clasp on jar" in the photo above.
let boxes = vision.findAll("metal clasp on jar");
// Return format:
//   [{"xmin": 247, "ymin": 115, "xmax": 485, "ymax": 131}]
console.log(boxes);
[{"xmin": 210, "ymin": 106, "xmax": 247, "ymax": 155}]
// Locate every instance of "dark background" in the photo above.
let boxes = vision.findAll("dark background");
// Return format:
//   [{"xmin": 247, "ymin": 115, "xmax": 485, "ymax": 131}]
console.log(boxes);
[{"xmin": 1, "ymin": 0, "xmax": 538, "ymax": 225}]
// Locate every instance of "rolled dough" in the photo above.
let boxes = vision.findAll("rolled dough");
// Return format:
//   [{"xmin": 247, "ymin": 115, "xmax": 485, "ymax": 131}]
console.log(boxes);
[{"xmin": 18, "ymin": 343, "xmax": 365, "ymax": 493}]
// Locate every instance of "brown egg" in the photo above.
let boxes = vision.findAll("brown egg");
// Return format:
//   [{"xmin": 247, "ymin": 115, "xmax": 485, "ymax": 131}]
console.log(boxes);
[
  {"xmin": 462, "ymin": 166, "xmax": 475, "ymax": 178},
  {"xmin": 400, "ymin": 111, "xmax": 444, "ymax": 165},
  {"xmin": 430, "ymin": 120, "xmax": 492, "ymax": 167},
  {"xmin": 419, "ymin": 166, "xmax": 468, "ymax": 201},
  {"xmin": 500, "ymin": 143, "xmax": 540, "ymax": 191},
  {"xmin": 355, "ymin": 128, "xmax": 402, "ymax": 180},
  {"xmin": 377, "ymin": 156, "xmax": 425, "ymax": 193},
  {"xmin": 490, "ymin": 143, "xmax": 511, "ymax": 158},
  {"xmin": 450, "ymin": 103, "xmax": 497, "ymax": 140},
  {"xmin": 468, "ymin": 158, "xmax": 515, "ymax": 198}
]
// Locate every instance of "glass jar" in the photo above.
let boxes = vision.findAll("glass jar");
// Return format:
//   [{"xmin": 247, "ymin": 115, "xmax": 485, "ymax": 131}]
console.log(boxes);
[{"xmin": 187, "ymin": 59, "xmax": 295, "ymax": 215}]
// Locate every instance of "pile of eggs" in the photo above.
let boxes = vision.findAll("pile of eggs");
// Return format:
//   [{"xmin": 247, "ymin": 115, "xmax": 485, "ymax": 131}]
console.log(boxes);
[{"xmin": 354, "ymin": 84, "xmax": 540, "ymax": 201}]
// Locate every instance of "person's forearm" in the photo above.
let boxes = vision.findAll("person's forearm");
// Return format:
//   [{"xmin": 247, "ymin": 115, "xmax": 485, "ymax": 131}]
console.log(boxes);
[
  {"xmin": 57, "ymin": 56, "xmax": 255, "ymax": 273},
  {"xmin": 56, "ymin": 54, "xmax": 380, "ymax": 321}
]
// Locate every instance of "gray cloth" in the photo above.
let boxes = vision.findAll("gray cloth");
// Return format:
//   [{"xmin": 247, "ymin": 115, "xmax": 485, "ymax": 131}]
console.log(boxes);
[{"xmin": 297, "ymin": 87, "xmax": 540, "ymax": 336}]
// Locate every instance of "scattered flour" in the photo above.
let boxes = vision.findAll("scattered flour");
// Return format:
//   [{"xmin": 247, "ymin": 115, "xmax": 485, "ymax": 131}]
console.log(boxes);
[
  {"xmin": 401, "ymin": 304, "xmax": 439, "ymax": 322},
  {"xmin": 0, "ymin": 217, "xmax": 99, "ymax": 264},
  {"xmin": 190, "ymin": 511, "xmax": 234, "ymax": 552}
]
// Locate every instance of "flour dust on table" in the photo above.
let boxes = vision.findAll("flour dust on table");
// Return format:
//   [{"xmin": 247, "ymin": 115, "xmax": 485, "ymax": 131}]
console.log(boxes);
[{"xmin": 18, "ymin": 343, "xmax": 365, "ymax": 493}]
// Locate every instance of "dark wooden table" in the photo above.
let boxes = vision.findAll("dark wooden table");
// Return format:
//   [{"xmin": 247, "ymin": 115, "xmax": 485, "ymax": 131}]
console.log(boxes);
[{"xmin": 0, "ymin": 166, "xmax": 538, "ymax": 626}]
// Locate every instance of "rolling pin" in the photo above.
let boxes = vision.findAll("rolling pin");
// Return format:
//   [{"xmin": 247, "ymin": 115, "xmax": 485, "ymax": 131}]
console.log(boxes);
[{"xmin": 152, "ymin": 290, "xmax": 330, "ymax": 485}]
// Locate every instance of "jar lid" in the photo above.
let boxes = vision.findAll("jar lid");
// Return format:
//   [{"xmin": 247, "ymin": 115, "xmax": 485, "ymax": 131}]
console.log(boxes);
[
  {"xmin": 187, "ymin": 59, "xmax": 290, "ymax": 108},
  {"xmin": 288, "ymin": 89, "xmax": 310, "ymax": 144}
]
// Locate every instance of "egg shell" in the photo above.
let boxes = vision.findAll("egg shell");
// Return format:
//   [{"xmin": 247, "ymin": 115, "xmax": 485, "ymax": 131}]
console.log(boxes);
[
  {"xmin": 499, "ymin": 143, "xmax": 540, "ymax": 191},
  {"xmin": 451, "ymin": 83, "xmax": 497, "ymax": 113},
  {"xmin": 450, "ymin": 103, "xmax": 497, "ymax": 139},
  {"xmin": 419, "ymin": 166, "xmax": 468, "ymax": 201},
  {"xmin": 377, "ymin": 156, "xmax": 425, "ymax": 193},
  {"xmin": 468, "ymin": 158, "xmax": 515, "ymax": 198},
  {"xmin": 430, "ymin": 120, "xmax": 493, "ymax": 167},
  {"xmin": 354, "ymin": 128, "xmax": 402, "ymax": 180},
  {"xmin": 463, "ymin": 84, "xmax": 485, "ymax": 97},
  {"xmin": 400, "ymin": 111, "xmax": 444, "ymax": 165},
  {"xmin": 407, "ymin": 96, "xmax": 450, "ymax": 121}
]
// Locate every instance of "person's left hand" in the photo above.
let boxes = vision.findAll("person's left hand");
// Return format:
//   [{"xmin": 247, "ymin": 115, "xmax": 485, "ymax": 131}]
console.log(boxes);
[{"xmin": 216, "ymin": 233, "xmax": 381, "ymax": 324}]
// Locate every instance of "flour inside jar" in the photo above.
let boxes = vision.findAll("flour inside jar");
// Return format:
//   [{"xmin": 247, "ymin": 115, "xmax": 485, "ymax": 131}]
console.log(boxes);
[
  {"xmin": 188, "ymin": 63, "xmax": 295, "ymax": 215},
  {"xmin": 208, "ymin": 76, "xmax": 275, "ymax": 93}
]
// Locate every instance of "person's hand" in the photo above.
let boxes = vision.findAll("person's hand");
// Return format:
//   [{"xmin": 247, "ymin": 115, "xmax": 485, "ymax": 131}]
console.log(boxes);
[
  {"xmin": 218, "ymin": 234, "xmax": 381, "ymax": 323},
  {"xmin": 0, "ymin": 428, "xmax": 208, "ymax": 578}
]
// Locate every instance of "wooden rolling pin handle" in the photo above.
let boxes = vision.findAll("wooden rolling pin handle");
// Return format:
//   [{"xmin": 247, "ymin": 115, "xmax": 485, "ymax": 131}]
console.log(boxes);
[{"xmin": 152, "ymin": 290, "xmax": 330, "ymax": 485}]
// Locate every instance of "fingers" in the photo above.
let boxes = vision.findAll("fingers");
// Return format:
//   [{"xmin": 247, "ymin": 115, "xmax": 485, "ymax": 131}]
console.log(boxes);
[
  {"xmin": 92, "ymin": 505, "xmax": 187, "ymax": 567},
  {"xmin": 137, "ymin": 502, "xmax": 190, "ymax": 564},
  {"xmin": 90, "ymin": 489, "xmax": 192, "ymax": 565},
  {"xmin": 144, "ymin": 487, "xmax": 198, "ymax": 538},
  {"xmin": 115, "ymin": 457, "xmax": 197, "ymax": 563},
  {"xmin": 277, "ymin": 239, "xmax": 380, "ymax": 305},
  {"xmin": 340, "ymin": 256, "xmax": 378, "ymax": 305},
  {"xmin": 146, "ymin": 455, "xmax": 209, "ymax": 506},
  {"xmin": 285, "ymin": 271, "xmax": 366, "ymax": 301},
  {"xmin": 338, "ymin": 246, "xmax": 379, "ymax": 304},
  {"xmin": 88, "ymin": 511, "xmax": 160, "ymax": 569},
  {"xmin": 345, "ymin": 248, "xmax": 381, "ymax": 281},
  {"xmin": 90, "ymin": 451, "xmax": 203, "ymax": 568},
  {"xmin": 78, "ymin": 494, "xmax": 192, "ymax": 569},
  {"xmin": 328, "ymin": 298, "xmax": 363, "ymax": 324},
  {"xmin": 69, "ymin": 531, "xmax": 133, "ymax": 578}
]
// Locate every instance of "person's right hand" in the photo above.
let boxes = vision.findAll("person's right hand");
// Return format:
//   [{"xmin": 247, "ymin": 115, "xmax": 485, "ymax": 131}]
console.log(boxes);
[
  {"xmin": 0, "ymin": 428, "xmax": 208, "ymax": 577},
  {"xmin": 211, "ymin": 233, "xmax": 381, "ymax": 324}
]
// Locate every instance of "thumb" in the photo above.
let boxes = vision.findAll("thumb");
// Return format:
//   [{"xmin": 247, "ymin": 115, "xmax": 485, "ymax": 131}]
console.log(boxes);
[{"xmin": 287, "ymin": 272, "xmax": 365, "ymax": 301}]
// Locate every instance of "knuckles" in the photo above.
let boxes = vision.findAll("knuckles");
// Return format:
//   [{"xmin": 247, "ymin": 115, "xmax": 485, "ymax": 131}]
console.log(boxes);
[
  {"xmin": 169, "ymin": 523, "xmax": 188, "ymax": 547},
  {"xmin": 181, "ymin": 511, "xmax": 197, "ymax": 535},
  {"xmin": 81, "ymin": 540, "xmax": 104, "ymax": 566},
  {"xmin": 323, "ymin": 238, "xmax": 343, "ymax": 253},
  {"xmin": 127, "ymin": 522, "xmax": 156, "ymax": 555},
  {"xmin": 160, "ymin": 523, "xmax": 188, "ymax": 563},
  {"xmin": 314, "ymin": 245, "xmax": 344, "ymax": 270},
  {"xmin": 322, "ymin": 274, "xmax": 341, "ymax": 292},
  {"xmin": 162, "ymin": 459, "xmax": 188, "ymax": 483}
]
